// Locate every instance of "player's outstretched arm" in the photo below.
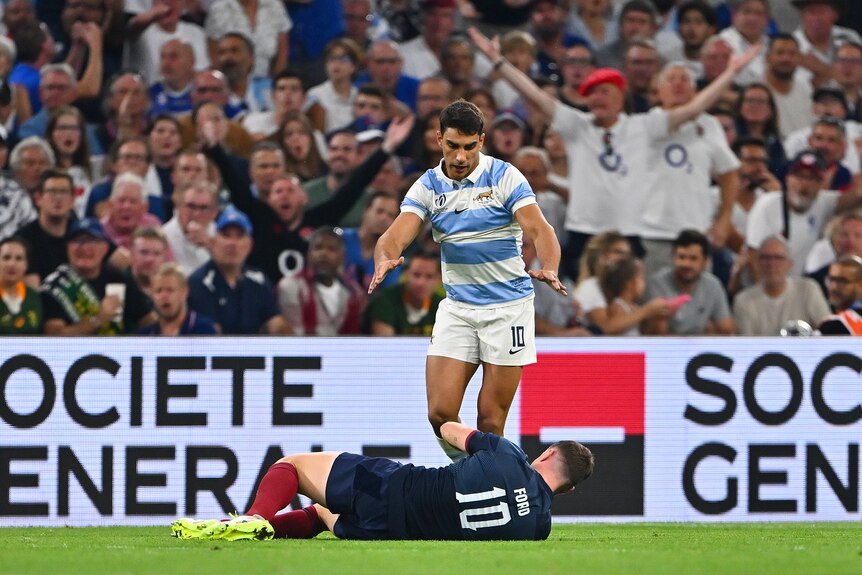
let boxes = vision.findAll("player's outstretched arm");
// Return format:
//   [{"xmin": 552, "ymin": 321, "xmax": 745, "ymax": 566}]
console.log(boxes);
[
  {"xmin": 516, "ymin": 204, "xmax": 567, "ymax": 296},
  {"xmin": 467, "ymin": 27, "xmax": 557, "ymax": 122},
  {"xmin": 667, "ymin": 42, "xmax": 762, "ymax": 132},
  {"xmin": 369, "ymin": 212, "xmax": 423, "ymax": 294},
  {"xmin": 441, "ymin": 421, "xmax": 478, "ymax": 453}
]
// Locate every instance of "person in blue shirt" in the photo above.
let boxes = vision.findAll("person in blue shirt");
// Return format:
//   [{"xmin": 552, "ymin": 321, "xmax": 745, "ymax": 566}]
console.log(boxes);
[
  {"xmin": 138, "ymin": 263, "xmax": 217, "ymax": 335},
  {"xmin": 369, "ymin": 100, "xmax": 567, "ymax": 462},
  {"xmin": 186, "ymin": 205, "xmax": 292, "ymax": 335},
  {"xmin": 172, "ymin": 421, "xmax": 594, "ymax": 541}
]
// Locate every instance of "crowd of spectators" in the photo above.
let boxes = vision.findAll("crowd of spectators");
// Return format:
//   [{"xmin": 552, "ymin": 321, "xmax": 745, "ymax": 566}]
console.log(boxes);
[{"xmin": 0, "ymin": 0, "xmax": 861, "ymax": 337}]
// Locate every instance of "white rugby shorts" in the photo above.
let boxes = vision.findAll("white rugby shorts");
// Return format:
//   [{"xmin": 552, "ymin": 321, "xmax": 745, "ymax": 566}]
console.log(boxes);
[{"xmin": 428, "ymin": 296, "xmax": 537, "ymax": 366}]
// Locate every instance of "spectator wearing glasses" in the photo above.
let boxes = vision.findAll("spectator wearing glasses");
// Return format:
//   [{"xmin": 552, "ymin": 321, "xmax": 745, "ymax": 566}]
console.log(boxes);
[
  {"xmin": 307, "ymin": 38, "xmax": 362, "ymax": 134},
  {"xmin": 95, "ymin": 72, "xmax": 152, "ymax": 153},
  {"xmin": 10, "ymin": 136, "xmax": 55, "ymax": 196},
  {"xmin": 818, "ymin": 255, "xmax": 862, "ymax": 335},
  {"xmin": 807, "ymin": 211, "xmax": 862, "ymax": 295},
  {"xmin": 733, "ymin": 234, "xmax": 829, "ymax": 335},
  {"xmin": 162, "ymin": 173, "xmax": 218, "ymax": 276},
  {"xmin": 557, "ymin": 42, "xmax": 595, "ymax": 110},
  {"xmin": 17, "ymin": 64, "xmax": 104, "ymax": 154}
]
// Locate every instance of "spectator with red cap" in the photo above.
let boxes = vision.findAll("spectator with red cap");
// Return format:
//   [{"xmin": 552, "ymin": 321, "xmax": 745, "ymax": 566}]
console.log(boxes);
[{"xmin": 469, "ymin": 26, "xmax": 760, "ymax": 279}]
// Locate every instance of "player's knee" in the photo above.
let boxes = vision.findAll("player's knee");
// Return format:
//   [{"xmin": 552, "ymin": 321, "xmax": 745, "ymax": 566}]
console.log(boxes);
[
  {"xmin": 428, "ymin": 410, "xmax": 456, "ymax": 437},
  {"xmin": 476, "ymin": 411, "xmax": 505, "ymax": 435}
]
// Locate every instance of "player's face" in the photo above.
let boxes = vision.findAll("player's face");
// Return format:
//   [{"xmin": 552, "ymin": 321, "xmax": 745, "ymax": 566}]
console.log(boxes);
[
  {"xmin": 152, "ymin": 275, "xmax": 187, "ymax": 322},
  {"xmin": 672, "ymin": 244, "xmax": 707, "ymax": 284},
  {"xmin": 438, "ymin": 127, "xmax": 484, "ymax": 180},
  {"xmin": 0, "ymin": 242, "xmax": 27, "ymax": 285},
  {"xmin": 405, "ymin": 258, "xmax": 441, "ymax": 301}
]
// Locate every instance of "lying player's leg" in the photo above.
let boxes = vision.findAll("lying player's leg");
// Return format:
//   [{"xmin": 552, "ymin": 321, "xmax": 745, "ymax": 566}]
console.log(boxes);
[{"xmin": 172, "ymin": 452, "xmax": 341, "ymax": 541}]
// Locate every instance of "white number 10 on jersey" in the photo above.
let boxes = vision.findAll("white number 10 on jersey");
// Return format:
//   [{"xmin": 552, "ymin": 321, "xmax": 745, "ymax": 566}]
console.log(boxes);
[{"xmin": 455, "ymin": 487, "xmax": 511, "ymax": 530}]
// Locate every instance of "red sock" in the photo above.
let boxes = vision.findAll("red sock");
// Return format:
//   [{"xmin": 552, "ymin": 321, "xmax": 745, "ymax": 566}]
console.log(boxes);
[
  {"xmin": 246, "ymin": 462, "xmax": 299, "ymax": 519},
  {"xmin": 271, "ymin": 506, "xmax": 325, "ymax": 539}
]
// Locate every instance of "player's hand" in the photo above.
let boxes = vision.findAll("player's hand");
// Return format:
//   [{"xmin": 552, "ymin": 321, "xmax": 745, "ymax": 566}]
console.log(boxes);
[
  {"xmin": 528, "ymin": 269, "xmax": 567, "ymax": 296},
  {"xmin": 368, "ymin": 257, "xmax": 404, "ymax": 294},
  {"xmin": 467, "ymin": 27, "xmax": 501, "ymax": 62}
]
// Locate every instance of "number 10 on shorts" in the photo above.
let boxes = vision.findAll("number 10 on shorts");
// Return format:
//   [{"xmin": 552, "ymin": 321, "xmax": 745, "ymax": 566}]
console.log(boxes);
[{"xmin": 511, "ymin": 325, "xmax": 525, "ymax": 348}]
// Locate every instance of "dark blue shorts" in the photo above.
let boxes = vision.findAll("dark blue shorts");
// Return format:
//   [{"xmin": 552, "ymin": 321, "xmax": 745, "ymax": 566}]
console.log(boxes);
[{"xmin": 326, "ymin": 453, "xmax": 403, "ymax": 540}]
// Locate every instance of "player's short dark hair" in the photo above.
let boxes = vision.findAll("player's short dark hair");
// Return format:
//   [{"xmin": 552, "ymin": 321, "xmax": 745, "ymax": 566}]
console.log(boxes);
[
  {"xmin": 674, "ymin": 229, "xmax": 711, "ymax": 258},
  {"xmin": 439, "ymin": 99, "xmax": 484, "ymax": 136},
  {"xmin": 552, "ymin": 441, "xmax": 595, "ymax": 492}
]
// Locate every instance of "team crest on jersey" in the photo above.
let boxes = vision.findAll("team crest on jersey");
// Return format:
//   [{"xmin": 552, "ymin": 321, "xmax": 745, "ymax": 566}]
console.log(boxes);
[{"xmin": 474, "ymin": 190, "xmax": 494, "ymax": 203}]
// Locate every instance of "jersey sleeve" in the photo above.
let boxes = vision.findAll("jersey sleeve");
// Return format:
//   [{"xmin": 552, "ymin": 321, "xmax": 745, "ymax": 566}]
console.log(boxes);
[
  {"xmin": 643, "ymin": 108, "xmax": 671, "ymax": 140},
  {"xmin": 499, "ymin": 163, "xmax": 537, "ymax": 213},
  {"xmin": 400, "ymin": 173, "xmax": 434, "ymax": 221},
  {"xmin": 466, "ymin": 431, "xmax": 529, "ymax": 461}
]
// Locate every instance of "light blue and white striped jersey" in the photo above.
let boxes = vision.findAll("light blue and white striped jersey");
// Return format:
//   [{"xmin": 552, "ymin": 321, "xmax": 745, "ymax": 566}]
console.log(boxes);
[{"xmin": 401, "ymin": 153, "xmax": 537, "ymax": 306}]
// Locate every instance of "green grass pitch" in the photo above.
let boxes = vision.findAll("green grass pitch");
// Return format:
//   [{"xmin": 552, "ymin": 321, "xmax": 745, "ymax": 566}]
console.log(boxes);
[{"xmin": 1, "ymin": 523, "xmax": 860, "ymax": 575}]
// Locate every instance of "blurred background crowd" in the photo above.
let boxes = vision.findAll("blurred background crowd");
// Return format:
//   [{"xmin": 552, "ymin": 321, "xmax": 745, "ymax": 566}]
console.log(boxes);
[{"xmin": 0, "ymin": 0, "xmax": 861, "ymax": 337}]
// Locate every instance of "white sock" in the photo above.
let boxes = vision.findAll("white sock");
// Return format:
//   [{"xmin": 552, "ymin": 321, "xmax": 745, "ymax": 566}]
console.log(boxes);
[{"xmin": 436, "ymin": 435, "xmax": 467, "ymax": 463}]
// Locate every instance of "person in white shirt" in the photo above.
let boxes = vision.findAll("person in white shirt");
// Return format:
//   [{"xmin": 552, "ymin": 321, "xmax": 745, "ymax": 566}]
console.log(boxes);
[
  {"xmin": 469, "ymin": 26, "xmax": 760, "ymax": 279},
  {"xmin": 718, "ymin": 0, "xmax": 771, "ymax": 86},
  {"xmin": 639, "ymin": 61, "xmax": 741, "ymax": 276},
  {"xmin": 306, "ymin": 39, "xmax": 361, "ymax": 133},
  {"xmin": 792, "ymin": 0, "xmax": 862, "ymax": 78},
  {"xmin": 783, "ymin": 83, "xmax": 862, "ymax": 177},
  {"xmin": 124, "ymin": 0, "xmax": 209, "ymax": 84},
  {"xmin": 161, "ymin": 178, "xmax": 218, "ymax": 275},
  {"xmin": 762, "ymin": 34, "xmax": 815, "ymax": 138},
  {"xmin": 746, "ymin": 150, "xmax": 842, "ymax": 277}
]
